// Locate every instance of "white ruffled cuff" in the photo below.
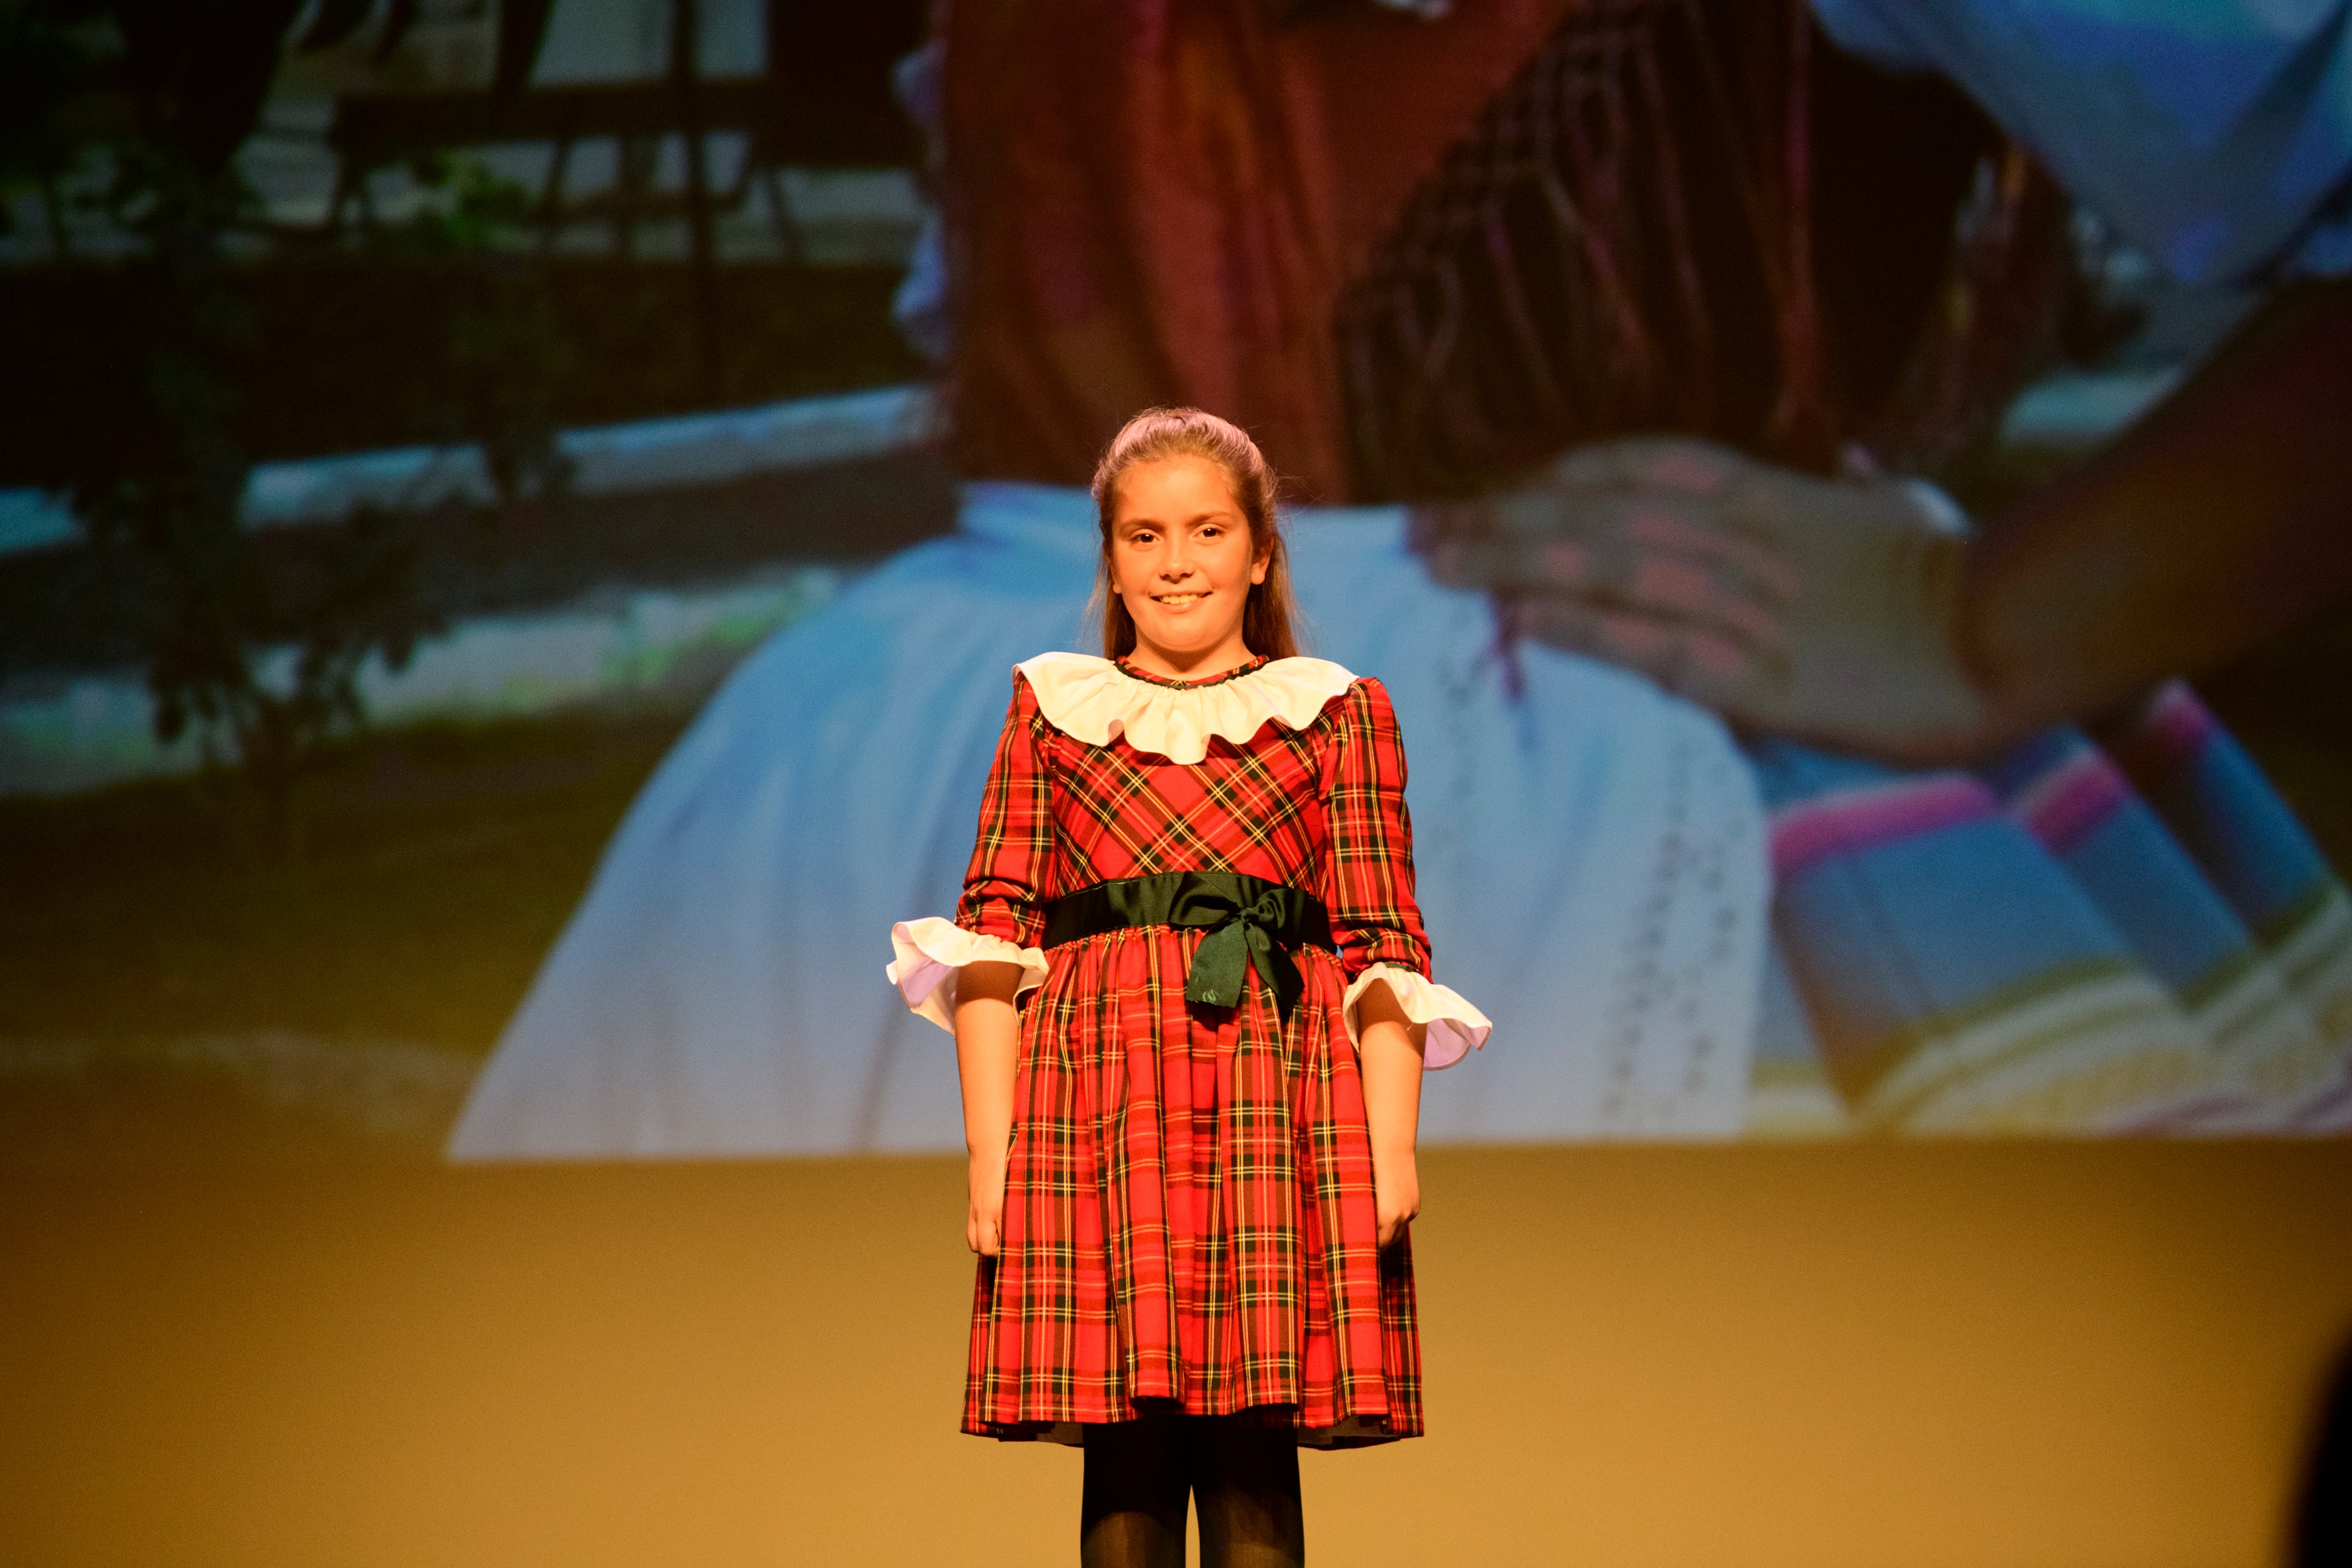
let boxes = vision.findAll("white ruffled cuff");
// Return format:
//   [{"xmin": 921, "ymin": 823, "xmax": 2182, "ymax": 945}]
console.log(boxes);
[
  {"xmin": 1342, "ymin": 963, "xmax": 1492, "ymax": 1070},
  {"xmin": 886, "ymin": 917, "xmax": 1048, "ymax": 1033}
]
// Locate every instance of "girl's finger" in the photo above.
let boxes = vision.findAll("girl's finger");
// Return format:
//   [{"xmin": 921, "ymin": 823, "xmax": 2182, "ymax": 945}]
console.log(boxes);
[
  {"xmin": 1547, "ymin": 435, "xmax": 1747, "ymax": 495},
  {"xmin": 1516, "ymin": 599, "xmax": 1770, "ymax": 712},
  {"xmin": 1420, "ymin": 532, "xmax": 1721, "ymax": 602},
  {"xmin": 1450, "ymin": 538, "xmax": 1788, "ymax": 655},
  {"xmin": 1613, "ymin": 507, "xmax": 1804, "ymax": 599},
  {"xmin": 1431, "ymin": 501, "xmax": 1800, "ymax": 619},
  {"xmin": 1580, "ymin": 550, "xmax": 1788, "ymax": 650}
]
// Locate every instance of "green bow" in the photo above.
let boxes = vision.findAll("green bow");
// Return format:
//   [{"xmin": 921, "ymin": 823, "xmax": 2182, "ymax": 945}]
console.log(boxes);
[
  {"xmin": 1182, "ymin": 882, "xmax": 1309, "ymax": 1017},
  {"xmin": 1041, "ymin": 871, "xmax": 1330, "ymax": 1020}
]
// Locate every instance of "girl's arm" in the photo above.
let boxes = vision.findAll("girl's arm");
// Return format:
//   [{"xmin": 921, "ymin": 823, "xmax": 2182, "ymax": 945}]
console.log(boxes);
[
  {"xmin": 1417, "ymin": 280, "xmax": 2352, "ymax": 765},
  {"xmin": 1319, "ymin": 677, "xmax": 1486, "ymax": 1247},
  {"xmin": 1356, "ymin": 978, "xmax": 1427, "ymax": 1251},
  {"xmin": 953, "ymin": 959, "xmax": 1026, "ymax": 1257},
  {"xmin": 915, "ymin": 672, "xmax": 1056, "ymax": 1258}
]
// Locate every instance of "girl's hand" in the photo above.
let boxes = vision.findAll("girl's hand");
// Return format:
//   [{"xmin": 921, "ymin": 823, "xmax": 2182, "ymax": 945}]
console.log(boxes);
[
  {"xmin": 1373, "ymin": 1147, "xmax": 1420, "ymax": 1253},
  {"xmin": 967, "ymin": 1146, "xmax": 1008, "ymax": 1257},
  {"xmin": 1417, "ymin": 435, "xmax": 2013, "ymax": 765}
]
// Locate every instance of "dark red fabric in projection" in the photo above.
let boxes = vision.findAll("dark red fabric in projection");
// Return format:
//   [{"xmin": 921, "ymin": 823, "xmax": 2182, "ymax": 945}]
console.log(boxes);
[{"xmin": 941, "ymin": 0, "xmax": 1577, "ymax": 501}]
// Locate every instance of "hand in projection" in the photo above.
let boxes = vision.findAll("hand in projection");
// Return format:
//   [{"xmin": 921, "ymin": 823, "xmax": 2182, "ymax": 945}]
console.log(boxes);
[{"xmin": 1419, "ymin": 435, "xmax": 2003, "ymax": 764}]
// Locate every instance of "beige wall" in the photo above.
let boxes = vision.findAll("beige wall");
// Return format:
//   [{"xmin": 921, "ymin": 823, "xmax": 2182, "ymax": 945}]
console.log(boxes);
[{"xmin": 5, "ymin": 1142, "xmax": 2347, "ymax": 1565}]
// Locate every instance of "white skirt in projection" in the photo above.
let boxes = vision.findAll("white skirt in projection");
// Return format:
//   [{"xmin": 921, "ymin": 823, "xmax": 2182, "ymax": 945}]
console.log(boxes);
[{"xmin": 445, "ymin": 481, "xmax": 1766, "ymax": 1158}]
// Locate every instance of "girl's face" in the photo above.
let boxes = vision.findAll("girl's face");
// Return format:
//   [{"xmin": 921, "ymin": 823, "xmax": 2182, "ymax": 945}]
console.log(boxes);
[{"xmin": 1108, "ymin": 456, "xmax": 1268, "ymax": 670}]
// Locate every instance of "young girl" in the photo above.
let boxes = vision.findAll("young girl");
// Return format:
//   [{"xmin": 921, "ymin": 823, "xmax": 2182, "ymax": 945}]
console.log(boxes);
[{"xmin": 888, "ymin": 408, "xmax": 1489, "ymax": 1565}]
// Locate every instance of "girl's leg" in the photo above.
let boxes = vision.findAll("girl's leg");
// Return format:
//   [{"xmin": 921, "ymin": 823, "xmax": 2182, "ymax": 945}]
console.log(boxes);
[
  {"xmin": 1081, "ymin": 1412, "xmax": 1189, "ymax": 1568},
  {"xmin": 1191, "ymin": 1417, "xmax": 1305, "ymax": 1568}
]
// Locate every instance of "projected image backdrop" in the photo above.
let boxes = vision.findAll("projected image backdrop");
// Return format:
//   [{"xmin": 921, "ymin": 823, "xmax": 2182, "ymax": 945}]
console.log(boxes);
[{"xmin": 4, "ymin": 0, "xmax": 2348, "ymax": 1158}]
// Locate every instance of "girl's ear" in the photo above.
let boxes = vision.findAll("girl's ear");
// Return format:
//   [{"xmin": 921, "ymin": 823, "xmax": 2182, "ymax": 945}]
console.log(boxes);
[{"xmin": 1250, "ymin": 537, "xmax": 1270, "ymax": 586}]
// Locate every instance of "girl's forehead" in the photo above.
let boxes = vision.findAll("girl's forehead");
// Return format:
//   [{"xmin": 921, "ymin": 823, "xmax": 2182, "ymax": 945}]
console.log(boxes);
[{"xmin": 1113, "ymin": 455, "xmax": 1243, "ymax": 522}]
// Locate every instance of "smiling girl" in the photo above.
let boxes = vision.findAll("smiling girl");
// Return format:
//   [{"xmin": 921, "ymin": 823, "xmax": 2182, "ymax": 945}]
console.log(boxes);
[{"xmin": 887, "ymin": 408, "xmax": 1489, "ymax": 1566}]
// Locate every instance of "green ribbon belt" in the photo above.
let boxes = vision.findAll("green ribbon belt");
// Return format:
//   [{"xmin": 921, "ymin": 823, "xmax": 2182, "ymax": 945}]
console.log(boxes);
[{"xmin": 1042, "ymin": 871, "xmax": 1334, "ymax": 1019}]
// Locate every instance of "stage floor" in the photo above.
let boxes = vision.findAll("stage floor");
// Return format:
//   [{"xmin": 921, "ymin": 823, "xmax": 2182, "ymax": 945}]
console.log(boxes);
[{"xmin": 5, "ymin": 1141, "xmax": 2347, "ymax": 1566}]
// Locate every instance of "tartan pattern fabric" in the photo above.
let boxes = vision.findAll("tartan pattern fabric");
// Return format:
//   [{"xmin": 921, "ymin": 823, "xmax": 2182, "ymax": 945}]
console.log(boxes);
[{"xmin": 957, "ymin": 659, "xmax": 1431, "ymax": 1446}]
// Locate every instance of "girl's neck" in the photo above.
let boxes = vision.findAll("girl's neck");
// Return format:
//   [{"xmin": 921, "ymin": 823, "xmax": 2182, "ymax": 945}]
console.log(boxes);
[{"xmin": 1121, "ymin": 635, "xmax": 1257, "ymax": 684}]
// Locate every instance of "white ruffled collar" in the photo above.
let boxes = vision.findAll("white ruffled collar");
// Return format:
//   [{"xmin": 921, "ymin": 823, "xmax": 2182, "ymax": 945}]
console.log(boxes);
[{"xmin": 1017, "ymin": 652, "xmax": 1358, "ymax": 764}]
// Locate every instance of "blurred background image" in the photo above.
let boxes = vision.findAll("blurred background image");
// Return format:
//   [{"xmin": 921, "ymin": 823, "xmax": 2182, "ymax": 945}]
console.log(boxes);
[
  {"xmin": 3, "ymin": 0, "xmax": 941, "ymax": 1158},
  {"xmin": 5, "ymin": 0, "xmax": 2351, "ymax": 1156},
  {"xmin": 5, "ymin": 3, "xmax": 2352, "ymax": 1564}
]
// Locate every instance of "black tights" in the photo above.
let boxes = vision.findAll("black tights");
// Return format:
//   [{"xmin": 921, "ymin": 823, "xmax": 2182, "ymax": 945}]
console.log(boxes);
[{"xmin": 1080, "ymin": 1410, "xmax": 1305, "ymax": 1568}]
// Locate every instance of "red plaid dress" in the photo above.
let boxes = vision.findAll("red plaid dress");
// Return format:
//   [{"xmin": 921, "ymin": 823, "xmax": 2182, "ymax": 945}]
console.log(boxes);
[{"xmin": 955, "ymin": 655, "xmax": 1434, "ymax": 1447}]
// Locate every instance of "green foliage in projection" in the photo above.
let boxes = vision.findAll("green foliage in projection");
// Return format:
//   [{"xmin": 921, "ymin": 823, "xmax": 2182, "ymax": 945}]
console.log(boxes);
[{"xmin": 7, "ymin": 0, "xmax": 564, "ymax": 854}]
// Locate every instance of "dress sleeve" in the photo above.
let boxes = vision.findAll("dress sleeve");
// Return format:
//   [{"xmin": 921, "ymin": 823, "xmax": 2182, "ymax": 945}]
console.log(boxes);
[
  {"xmin": 1318, "ymin": 678, "xmax": 1491, "ymax": 1069},
  {"xmin": 886, "ymin": 672, "xmax": 1054, "ymax": 1032}
]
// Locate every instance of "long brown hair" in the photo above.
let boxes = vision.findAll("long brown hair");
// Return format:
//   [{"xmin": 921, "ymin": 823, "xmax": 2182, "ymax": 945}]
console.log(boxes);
[{"xmin": 1090, "ymin": 408, "xmax": 1303, "ymax": 662}]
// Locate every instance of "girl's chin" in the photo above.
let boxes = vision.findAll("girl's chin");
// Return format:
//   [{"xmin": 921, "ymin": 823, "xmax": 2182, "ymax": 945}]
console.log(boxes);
[{"xmin": 1136, "ymin": 616, "xmax": 1237, "ymax": 643}]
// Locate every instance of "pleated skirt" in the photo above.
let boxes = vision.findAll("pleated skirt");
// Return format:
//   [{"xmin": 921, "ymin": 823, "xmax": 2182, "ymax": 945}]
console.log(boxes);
[{"xmin": 964, "ymin": 925, "xmax": 1421, "ymax": 1447}]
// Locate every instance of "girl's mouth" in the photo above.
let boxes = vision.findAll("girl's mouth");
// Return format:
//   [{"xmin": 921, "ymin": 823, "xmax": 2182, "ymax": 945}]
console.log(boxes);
[{"xmin": 1152, "ymin": 591, "xmax": 1207, "ymax": 608}]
